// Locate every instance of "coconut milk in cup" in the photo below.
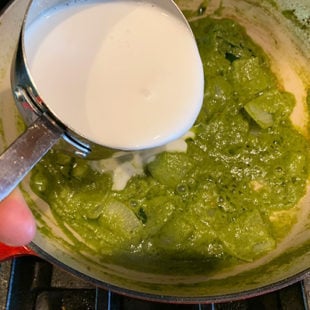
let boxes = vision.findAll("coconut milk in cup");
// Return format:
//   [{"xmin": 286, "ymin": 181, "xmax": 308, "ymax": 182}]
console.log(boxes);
[
  {"xmin": 24, "ymin": 0, "xmax": 204, "ymax": 150},
  {"xmin": 0, "ymin": 0, "xmax": 204, "ymax": 201}
]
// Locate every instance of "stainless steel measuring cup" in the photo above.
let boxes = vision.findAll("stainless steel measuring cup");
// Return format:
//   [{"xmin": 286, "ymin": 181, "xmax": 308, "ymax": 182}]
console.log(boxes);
[{"xmin": 0, "ymin": 0, "xmax": 198, "ymax": 201}]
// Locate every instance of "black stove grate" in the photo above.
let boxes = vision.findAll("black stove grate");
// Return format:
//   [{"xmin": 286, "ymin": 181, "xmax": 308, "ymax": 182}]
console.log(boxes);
[{"xmin": 0, "ymin": 256, "xmax": 309, "ymax": 310}]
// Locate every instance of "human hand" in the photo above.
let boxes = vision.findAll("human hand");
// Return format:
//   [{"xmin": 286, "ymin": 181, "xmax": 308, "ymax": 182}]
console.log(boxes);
[{"xmin": 0, "ymin": 189, "xmax": 36, "ymax": 246}]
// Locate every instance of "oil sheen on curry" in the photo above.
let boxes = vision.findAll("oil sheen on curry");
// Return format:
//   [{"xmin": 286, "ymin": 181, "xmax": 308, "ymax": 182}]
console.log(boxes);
[{"xmin": 30, "ymin": 15, "xmax": 310, "ymax": 273}]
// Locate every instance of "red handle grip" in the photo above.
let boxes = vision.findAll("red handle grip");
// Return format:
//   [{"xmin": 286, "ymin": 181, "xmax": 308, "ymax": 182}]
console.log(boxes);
[{"xmin": 0, "ymin": 243, "xmax": 36, "ymax": 262}]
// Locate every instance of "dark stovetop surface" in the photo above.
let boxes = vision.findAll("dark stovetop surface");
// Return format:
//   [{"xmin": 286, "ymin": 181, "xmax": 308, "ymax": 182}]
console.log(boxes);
[{"xmin": 0, "ymin": 256, "xmax": 309, "ymax": 310}]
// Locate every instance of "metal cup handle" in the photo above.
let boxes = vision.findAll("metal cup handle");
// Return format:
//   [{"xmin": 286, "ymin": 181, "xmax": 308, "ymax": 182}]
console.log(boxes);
[{"xmin": 0, "ymin": 115, "xmax": 63, "ymax": 201}]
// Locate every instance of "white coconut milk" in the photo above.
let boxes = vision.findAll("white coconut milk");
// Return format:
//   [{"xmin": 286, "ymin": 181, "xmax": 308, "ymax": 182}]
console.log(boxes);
[{"xmin": 24, "ymin": 0, "xmax": 204, "ymax": 150}]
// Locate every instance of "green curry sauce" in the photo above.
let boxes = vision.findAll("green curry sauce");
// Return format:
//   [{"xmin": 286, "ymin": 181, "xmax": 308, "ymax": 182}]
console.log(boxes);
[{"xmin": 30, "ymin": 17, "xmax": 310, "ymax": 272}]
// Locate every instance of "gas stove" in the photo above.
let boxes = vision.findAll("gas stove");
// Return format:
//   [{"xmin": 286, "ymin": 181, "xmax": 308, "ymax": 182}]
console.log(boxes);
[{"xmin": 0, "ymin": 256, "xmax": 309, "ymax": 310}]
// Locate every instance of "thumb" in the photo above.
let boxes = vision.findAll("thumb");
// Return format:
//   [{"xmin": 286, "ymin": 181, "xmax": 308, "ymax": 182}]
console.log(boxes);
[{"xmin": 0, "ymin": 189, "xmax": 36, "ymax": 246}]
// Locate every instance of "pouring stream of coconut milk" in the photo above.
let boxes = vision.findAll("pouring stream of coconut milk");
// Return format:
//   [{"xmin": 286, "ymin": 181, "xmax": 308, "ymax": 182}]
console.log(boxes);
[{"xmin": 0, "ymin": 0, "xmax": 204, "ymax": 201}]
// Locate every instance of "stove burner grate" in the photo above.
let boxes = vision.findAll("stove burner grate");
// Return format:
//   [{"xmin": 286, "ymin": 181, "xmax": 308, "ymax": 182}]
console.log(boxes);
[{"xmin": 0, "ymin": 256, "xmax": 309, "ymax": 310}]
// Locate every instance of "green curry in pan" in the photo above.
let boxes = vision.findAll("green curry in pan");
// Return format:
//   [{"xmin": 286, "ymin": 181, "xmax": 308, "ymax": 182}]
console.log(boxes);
[{"xmin": 30, "ymin": 16, "xmax": 310, "ymax": 273}]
